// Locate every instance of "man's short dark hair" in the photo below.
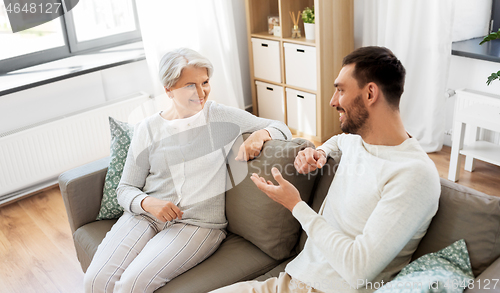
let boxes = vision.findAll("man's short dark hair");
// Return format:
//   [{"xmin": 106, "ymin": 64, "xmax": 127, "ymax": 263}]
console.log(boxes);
[{"xmin": 343, "ymin": 46, "xmax": 406, "ymax": 109}]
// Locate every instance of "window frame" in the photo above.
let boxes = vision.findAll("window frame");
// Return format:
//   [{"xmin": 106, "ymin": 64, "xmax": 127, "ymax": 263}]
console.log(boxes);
[{"xmin": 0, "ymin": 0, "xmax": 142, "ymax": 75}]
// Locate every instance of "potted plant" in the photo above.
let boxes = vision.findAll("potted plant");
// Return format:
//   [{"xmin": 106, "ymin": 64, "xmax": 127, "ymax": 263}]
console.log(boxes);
[{"xmin": 302, "ymin": 6, "xmax": 315, "ymax": 40}]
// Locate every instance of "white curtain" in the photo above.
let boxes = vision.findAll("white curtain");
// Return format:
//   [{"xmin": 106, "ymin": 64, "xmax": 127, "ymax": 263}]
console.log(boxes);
[
  {"xmin": 135, "ymin": 0, "xmax": 246, "ymax": 109},
  {"xmin": 359, "ymin": 0, "xmax": 454, "ymax": 152}
]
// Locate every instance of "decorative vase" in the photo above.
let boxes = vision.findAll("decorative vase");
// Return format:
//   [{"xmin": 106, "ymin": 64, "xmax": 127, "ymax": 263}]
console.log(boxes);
[{"xmin": 304, "ymin": 23, "xmax": 315, "ymax": 40}]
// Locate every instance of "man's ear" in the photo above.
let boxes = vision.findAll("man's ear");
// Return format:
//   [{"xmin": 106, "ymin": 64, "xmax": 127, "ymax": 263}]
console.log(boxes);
[{"xmin": 366, "ymin": 82, "xmax": 380, "ymax": 106}]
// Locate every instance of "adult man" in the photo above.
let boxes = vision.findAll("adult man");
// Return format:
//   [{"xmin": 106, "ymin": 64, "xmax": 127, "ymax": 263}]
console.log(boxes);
[{"xmin": 212, "ymin": 46, "xmax": 441, "ymax": 293}]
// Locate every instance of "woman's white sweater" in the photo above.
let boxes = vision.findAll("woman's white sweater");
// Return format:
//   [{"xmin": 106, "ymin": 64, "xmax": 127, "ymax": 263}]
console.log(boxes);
[{"xmin": 117, "ymin": 100, "xmax": 291, "ymax": 229}]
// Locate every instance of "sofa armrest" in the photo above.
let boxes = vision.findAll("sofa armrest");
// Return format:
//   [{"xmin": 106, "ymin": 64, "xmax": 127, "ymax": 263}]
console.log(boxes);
[
  {"xmin": 59, "ymin": 157, "xmax": 110, "ymax": 234},
  {"xmin": 466, "ymin": 256, "xmax": 500, "ymax": 293}
]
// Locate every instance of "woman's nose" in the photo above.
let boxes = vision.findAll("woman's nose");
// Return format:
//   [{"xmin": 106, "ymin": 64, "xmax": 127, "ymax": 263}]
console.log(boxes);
[{"xmin": 196, "ymin": 85, "xmax": 205, "ymax": 99}]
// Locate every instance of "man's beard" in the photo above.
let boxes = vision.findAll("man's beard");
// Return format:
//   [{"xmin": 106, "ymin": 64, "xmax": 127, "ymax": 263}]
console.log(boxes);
[{"xmin": 339, "ymin": 94, "xmax": 369, "ymax": 134}]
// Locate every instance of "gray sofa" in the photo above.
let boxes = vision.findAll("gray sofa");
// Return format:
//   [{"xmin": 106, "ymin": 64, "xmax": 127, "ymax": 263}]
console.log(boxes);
[{"xmin": 59, "ymin": 138, "xmax": 500, "ymax": 293}]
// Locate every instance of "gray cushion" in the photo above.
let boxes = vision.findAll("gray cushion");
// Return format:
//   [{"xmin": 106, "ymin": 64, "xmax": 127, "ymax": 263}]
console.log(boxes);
[
  {"xmin": 226, "ymin": 138, "xmax": 318, "ymax": 260},
  {"xmin": 296, "ymin": 156, "xmax": 337, "ymax": 253},
  {"xmin": 465, "ymin": 257, "xmax": 500, "ymax": 293},
  {"xmin": 412, "ymin": 178, "xmax": 500, "ymax": 277},
  {"xmin": 254, "ymin": 258, "xmax": 295, "ymax": 282},
  {"xmin": 74, "ymin": 219, "xmax": 117, "ymax": 272}
]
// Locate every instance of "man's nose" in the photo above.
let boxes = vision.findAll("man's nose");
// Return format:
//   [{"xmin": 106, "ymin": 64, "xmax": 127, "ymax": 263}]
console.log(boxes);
[{"xmin": 330, "ymin": 91, "xmax": 339, "ymax": 108}]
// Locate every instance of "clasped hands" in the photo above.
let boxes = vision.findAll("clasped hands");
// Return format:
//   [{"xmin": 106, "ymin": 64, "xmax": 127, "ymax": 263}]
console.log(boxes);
[
  {"xmin": 250, "ymin": 147, "xmax": 327, "ymax": 212},
  {"xmin": 141, "ymin": 196, "xmax": 183, "ymax": 222}
]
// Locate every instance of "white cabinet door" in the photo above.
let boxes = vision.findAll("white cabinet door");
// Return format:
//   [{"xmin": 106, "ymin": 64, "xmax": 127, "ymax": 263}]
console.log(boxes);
[
  {"xmin": 256, "ymin": 81, "xmax": 284, "ymax": 123},
  {"xmin": 251, "ymin": 38, "xmax": 281, "ymax": 83},
  {"xmin": 284, "ymin": 43, "xmax": 317, "ymax": 91},
  {"xmin": 286, "ymin": 88, "xmax": 316, "ymax": 136}
]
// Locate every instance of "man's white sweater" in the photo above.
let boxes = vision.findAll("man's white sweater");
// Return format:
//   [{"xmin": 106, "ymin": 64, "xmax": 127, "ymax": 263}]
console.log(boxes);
[{"xmin": 285, "ymin": 134, "xmax": 441, "ymax": 292}]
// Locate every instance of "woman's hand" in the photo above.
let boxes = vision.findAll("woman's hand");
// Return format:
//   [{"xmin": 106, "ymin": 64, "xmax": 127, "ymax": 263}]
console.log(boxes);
[
  {"xmin": 141, "ymin": 197, "xmax": 183, "ymax": 222},
  {"xmin": 294, "ymin": 147, "xmax": 327, "ymax": 174},
  {"xmin": 250, "ymin": 167, "xmax": 302, "ymax": 212},
  {"xmin": 235, "ymin": 129, "xmax": 271, "ymax": 161}
]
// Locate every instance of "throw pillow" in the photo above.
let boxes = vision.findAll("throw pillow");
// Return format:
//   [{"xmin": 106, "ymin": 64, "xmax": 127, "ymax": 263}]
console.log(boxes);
[
  {"xmin": 96, "ymin": 117, "xmax": 134, "ymax": 220},
  {"xmin": 376, "ymin": 239, "xmax": 474, "ymax": 293},
  {"xmin": 225, "ymin": 137, "xmax": 320, "ymax": 260}
]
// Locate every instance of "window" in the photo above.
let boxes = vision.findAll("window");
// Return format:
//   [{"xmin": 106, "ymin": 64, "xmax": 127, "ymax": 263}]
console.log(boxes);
[
  {"xmin": 451, "ymin": 0, "xmax": 492, "ymax": 43},
  {"xmin": 0, "ymin": 0, "xmax": 141, "ymax": 74},
  {"xmin": 492, "ymin": 0, "xmax": 500, "ymax": 31}
]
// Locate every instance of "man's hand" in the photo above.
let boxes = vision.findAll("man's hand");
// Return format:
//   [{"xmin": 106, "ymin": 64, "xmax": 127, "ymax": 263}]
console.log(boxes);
[
  {"xmin": 141, "ymin": 197, "xmax": 183, "ymax": 222},
  {"xmin": 250, "ymin": 167, "xmax": 301, "ymax": 212},
  {"xmin": 235, "ymin": 129, "xmax": 271, "ymax": 161},
  {"xmin": 294, "ymin": 147, "xmax": 327, "ymax": 174}
]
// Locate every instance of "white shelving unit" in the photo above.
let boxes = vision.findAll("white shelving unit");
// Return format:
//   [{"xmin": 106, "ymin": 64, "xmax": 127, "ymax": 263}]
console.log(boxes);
[{"xmin": 245, "ymin": 0, "xmax": 354, "ymax": 142}]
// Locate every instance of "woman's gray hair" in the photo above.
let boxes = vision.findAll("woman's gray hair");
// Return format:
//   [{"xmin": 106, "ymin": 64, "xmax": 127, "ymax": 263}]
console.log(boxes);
[{"xmin": 158, "ymin": 48, "xmax": 214, "ymax": 89}]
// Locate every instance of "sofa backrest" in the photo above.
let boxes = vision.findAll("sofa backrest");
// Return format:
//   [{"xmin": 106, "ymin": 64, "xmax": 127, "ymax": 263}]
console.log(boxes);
[
  {"xmin": 412, "ymin": 178, "xmax": 500, "ymax": 277},
  {"xmin": 225, "ymin": 137, "xmax": 320, "ymax": 260}
]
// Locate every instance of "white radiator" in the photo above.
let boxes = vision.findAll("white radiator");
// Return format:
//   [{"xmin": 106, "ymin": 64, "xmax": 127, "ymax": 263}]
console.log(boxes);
[
  {"xmin": 454, "ymin": 89, "xmax": 500, "ymax": 145},
  {"xmin": 0, "ymin": 92, "xmax": 151, "ymax": 205}
]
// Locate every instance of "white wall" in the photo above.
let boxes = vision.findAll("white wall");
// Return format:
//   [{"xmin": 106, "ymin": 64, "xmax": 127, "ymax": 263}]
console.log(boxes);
[{"xmin": 0, "ymin": 60, "xmax": 154, "ymax": 135}]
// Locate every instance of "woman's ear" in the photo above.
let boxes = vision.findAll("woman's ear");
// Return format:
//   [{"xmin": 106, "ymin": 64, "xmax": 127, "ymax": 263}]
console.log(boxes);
[{"xmin": 165, "ymin": 87, "xmax": 173, "ymax": 99}]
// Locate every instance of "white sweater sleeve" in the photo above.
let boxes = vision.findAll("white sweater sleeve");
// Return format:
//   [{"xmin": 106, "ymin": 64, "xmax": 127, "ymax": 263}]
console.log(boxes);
[
  {"xmin": 211, "ymin": 102, "xmax": 292, "ymax": 140},
  {"xmin": 316, "ymin": 134, "xmax": 345, "ymax": 156},
  {"xmin": 116, "ymin": 121, "xmax": 151, "ymax": 214},
  {"xmin": 291, "ymin": 166, "xmax": 440, "ymax": 288}
]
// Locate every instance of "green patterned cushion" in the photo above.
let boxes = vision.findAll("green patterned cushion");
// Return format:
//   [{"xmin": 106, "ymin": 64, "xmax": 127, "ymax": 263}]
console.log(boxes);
[
  {"xmin": 376, "ymin": 239, "xmax": 474, "ymax": 293},
  {"xmin": 96, "ymin": 117, "xmax": 134, "ymax": 220}
]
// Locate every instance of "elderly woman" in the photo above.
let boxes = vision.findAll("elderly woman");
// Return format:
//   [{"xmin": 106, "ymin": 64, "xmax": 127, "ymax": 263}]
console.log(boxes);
[{"xmin": 84, "ymin": 48, "xmax": 292, "ymax": 293}]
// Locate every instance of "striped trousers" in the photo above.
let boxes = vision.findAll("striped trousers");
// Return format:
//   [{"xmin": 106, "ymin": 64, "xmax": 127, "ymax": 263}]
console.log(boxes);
[{"xmin": 84, "ymin": 212, "xmax": 226, "ymax": 293}]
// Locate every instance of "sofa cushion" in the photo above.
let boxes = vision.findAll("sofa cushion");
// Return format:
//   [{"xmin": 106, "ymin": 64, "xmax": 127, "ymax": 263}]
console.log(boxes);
[
  {"xmin": 73, "ymin": 219, "xmax": 117, "ymax": 272},
  {"xmin": 296, "ymin": 156, "xmax": 338, "ymax": 253},
  {"xmin": 412, "ymin": 178, "xmax": 500, "ymax": 277},
  {"xmin": 465, "ymin": 257, "xmax": 500, "ymax": 293},
  {"xmin": 226, "ymin": 138, "xmax": 318, "ymax": 260},
  {"xmin": 96, "ymin": 117, "xmax": 134, "ymax": 220},
  {"xmin": 74, "ymin": 222, "xmax": 280, "ymax": 293}
]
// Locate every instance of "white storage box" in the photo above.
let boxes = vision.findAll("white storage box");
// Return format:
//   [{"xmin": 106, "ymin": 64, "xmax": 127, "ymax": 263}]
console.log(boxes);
[
  {"xmin": 251, "ymin": 38, "xmax": 281, "ymax": 83},
  {"xmin": 255, "ymin": 81, "xmax": 284, "ymax": 123},
  {"xmin": 284, "ymin": 43, "xmax": 317, "ymax": 91},
  {"xmin": 286, "ymin": 88, "xmax": 316, "ymax": 136}
]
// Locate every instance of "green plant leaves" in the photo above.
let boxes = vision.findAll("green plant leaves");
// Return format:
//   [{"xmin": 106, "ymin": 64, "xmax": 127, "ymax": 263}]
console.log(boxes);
[
  {"xmin": 302, "ymin": 6, "xmax": 314, "ymax": 24},
  {"xmin": 486, "ymin": 71, "xmax": 500, "ymax": 85},
  {"xmin": 479, "ymin": 29, "xmax": 500, "ymax": 85},
  {"xmin": 479, "ymin": 28, "xmax": 500, "ymax": 45}
]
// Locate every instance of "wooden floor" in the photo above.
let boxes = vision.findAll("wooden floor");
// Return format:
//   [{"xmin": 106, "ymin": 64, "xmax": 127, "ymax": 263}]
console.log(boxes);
[{"xmin": 0, "ymin": 146, "xmax": 499, "ymax": 293}]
